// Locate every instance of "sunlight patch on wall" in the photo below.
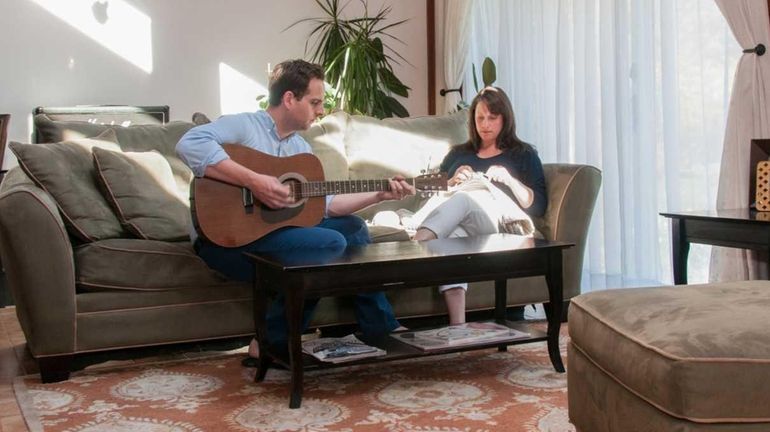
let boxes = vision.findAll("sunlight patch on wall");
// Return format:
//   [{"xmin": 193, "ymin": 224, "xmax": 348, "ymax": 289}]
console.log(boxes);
[
  {"xmin": 30, "ymin": 0, "xmax": 153, "ymax": 73},
  {"xmin": 219, "ymin": 62, "xmax": 268, "ymax": 115}
]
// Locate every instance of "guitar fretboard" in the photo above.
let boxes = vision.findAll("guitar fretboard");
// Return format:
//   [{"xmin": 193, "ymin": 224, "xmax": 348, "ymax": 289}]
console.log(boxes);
[{"xmin": 296, "ymin": 179, "xmax": 415, "ymax": 198}]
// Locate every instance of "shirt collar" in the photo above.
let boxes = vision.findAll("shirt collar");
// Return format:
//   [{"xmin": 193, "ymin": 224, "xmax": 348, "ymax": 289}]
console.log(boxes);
[{"xmin": 258, "ymin": 110, "xmax": 295, "ymax": 141}]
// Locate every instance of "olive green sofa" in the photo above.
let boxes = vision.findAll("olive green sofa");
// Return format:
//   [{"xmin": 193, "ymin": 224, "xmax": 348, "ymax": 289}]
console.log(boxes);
[{"xmin": 0, "ymin": 108, "xmax": 601, "ymax": 382}]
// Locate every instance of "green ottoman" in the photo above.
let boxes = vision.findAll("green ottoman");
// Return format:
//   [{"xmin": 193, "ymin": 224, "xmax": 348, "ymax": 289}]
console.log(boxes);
[{"xmin": 568, "ymin": 281, "xmax": 770, "ymax": 432}]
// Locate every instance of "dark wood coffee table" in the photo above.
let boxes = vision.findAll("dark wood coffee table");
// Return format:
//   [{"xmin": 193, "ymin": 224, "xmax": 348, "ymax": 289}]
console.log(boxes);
[{"xmin": 245, "ymin": 233, "xmax": 573, "ymax": 408}]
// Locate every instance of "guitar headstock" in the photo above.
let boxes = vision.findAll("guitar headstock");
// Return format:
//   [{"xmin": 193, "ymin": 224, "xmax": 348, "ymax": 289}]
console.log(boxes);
[{"xmin": 414, "ymin": 171, "xmax": 448, "ymax": 195}]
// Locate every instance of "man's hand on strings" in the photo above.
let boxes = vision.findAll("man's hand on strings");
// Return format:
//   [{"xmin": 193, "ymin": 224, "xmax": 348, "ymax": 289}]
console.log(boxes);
[
  {"xmin": 378, "ymin": 175, "xmax": 416, "ymax": 201},
  {"xmin": 249, "ymin": 173, "xmax": 293, "ymax": 209}
]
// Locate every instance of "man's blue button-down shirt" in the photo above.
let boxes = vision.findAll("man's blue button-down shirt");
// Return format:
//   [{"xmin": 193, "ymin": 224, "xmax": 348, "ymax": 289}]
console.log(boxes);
[{"xmin": 176, "ymin": 110, "xmax": 313, "ymax": 178}]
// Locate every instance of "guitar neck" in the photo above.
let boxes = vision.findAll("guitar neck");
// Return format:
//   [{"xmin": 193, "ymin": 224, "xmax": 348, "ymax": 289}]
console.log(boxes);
[{"xmin": 299, "ymin": 178, "xmax": 414, "ymax": 198}]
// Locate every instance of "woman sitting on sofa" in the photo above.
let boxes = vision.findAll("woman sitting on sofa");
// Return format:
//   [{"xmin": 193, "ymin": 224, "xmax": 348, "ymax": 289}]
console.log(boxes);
[{"xmin": 411, "ymin": 86, "xmax": 548, "ymax": 324}]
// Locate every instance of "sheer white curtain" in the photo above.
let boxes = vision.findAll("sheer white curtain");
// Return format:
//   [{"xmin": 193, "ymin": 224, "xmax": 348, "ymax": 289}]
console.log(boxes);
[
  {"xmin": 462, "ymin": 0, "xmax": 740, "ymax": 289},
  {"xmin": 442, "ymin": 0, "xmax": 473, "ymax": 113},
  {"xmin": 710, "ymin": 0, "xmax": 770, "ymax": 282}
]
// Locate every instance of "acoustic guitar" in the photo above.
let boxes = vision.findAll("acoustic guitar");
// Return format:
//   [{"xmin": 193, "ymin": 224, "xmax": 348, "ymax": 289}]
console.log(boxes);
[{"xmin": 191, "ymin": 145, "xmax": 447, "ymax": 247}]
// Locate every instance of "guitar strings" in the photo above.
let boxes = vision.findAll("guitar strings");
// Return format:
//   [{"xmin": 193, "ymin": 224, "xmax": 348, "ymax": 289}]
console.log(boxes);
[{"xmin": 286, "ymin": 175, "xmax": 444, "ymax": 199}]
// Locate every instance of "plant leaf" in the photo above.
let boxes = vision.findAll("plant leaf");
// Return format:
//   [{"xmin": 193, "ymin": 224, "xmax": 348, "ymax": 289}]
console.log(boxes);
[
  {"xmin": 379, "ymin": 67, "xmax": 409, "ymax": 97},
  {"xmin": 482, "ymin": 57, "xmax": 497, "ymax": 87},
  {"xmin": 384, "ymin": 95, "xmax": 409, "ymax": 118},
  {"xmin": 372, "ymin": 37, "xmax": 384, "ymax": 56}
]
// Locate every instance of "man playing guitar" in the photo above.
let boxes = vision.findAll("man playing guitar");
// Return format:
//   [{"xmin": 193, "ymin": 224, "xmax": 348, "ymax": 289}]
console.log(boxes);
[{"xmin": 176, "ymin": 59, "xmax": 415, "ymax": 365}]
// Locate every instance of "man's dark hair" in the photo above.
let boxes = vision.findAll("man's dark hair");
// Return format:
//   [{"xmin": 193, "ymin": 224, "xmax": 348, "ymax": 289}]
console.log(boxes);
[{"xmin": 268, "ymin": 60, "xmax": 325, "ymax": 107}]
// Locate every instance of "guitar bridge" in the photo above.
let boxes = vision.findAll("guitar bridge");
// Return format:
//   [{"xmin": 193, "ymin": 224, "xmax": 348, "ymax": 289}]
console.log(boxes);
[{"xmin": 242, "ymin": 187, "xmax": 255, "ymax": 214}]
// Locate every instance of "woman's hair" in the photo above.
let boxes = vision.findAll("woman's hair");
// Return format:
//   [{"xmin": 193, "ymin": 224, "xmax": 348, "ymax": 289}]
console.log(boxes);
[
  {"xmin": 268, "ymin": 60, "xmax": 325, "ymax": 107},
  {"xmin": 463, "ymin": 86, "xmax": 533, "ymax": 154}
]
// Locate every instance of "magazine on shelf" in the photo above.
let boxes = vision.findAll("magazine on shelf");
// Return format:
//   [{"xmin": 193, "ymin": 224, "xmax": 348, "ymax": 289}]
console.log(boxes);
[
  {"xmin": 302, "ymin": 334, "xmax": 386, "ymax": 363},
  {"xmin": 391, "ymin": 322, "xmax": 530, "ymax": 351}
]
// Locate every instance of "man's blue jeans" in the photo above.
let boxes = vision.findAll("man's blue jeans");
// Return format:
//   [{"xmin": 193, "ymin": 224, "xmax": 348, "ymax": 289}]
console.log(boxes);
[{"xmin": 196, "ymin": 215, "xmax": 400, "ymax": 345}]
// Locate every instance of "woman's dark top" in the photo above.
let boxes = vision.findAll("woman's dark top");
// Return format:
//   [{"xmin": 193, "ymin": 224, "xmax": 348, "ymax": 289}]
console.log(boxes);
[{"xmin": 439, "ymin": 145, "xmax": 548, "ymax": 217}]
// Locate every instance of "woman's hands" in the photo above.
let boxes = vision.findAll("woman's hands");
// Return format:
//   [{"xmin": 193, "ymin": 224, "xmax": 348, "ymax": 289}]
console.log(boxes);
[
  {"xmin": 449, "ymin": 165, "xmax": 513, "ymax": 187},
  {"xmin": 485, "ymin": 165, "xmax": 514, "ymax": 186},
  {"xmin": 448, "ymin": 165, "xmax": 474, "ymax": 186},
  {"xmin": 486, "ymin": 165, "xmax": 534, "ymax": 208}
]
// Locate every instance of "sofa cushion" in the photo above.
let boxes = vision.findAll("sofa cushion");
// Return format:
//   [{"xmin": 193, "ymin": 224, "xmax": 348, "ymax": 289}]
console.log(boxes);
[
  {"xmin": 300, "ymin": 111, "xmax": 350, "ymax": 180},
  {"xmin": 74, "ymin": 238, "xmax": 228, "ymax": 292},
  {"xmin": 344, "ymin": 109, "xmax": 468, "ymax": 180},
  {"xmin": 9, "ymin": 130, "xmax": 128, "ymax": 242},
  {"xmin": 569, "ymin": 281, "xmax": 770, "ymax": 423},
  {"xmin": 93, "ymin": 148, "xmax": 191, "ymax": 241},
  {"xmin": 33, "ymin": 114, "xmax": 195, "ymax": 198}
]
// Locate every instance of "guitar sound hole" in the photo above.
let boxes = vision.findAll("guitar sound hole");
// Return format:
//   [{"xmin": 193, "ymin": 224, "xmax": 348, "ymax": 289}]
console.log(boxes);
[
  {"xmin": 283, "ymin": 178, "xmax": 306, "ymax": 209},
  {"xmin": 258, "ymin": 176, "xmax": 307, "ymax": 223}
]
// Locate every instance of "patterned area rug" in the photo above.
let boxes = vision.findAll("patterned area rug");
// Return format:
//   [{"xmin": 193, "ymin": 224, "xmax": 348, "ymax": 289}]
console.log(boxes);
[{"xmin": 14, "ymin": 334, "xmax": 573, "ymax": 432}]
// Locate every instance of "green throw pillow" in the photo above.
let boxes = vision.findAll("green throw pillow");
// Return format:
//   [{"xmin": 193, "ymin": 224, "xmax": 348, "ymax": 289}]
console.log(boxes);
[
  {"xmin": 33, "ymin": 114, "xmax": 196, "ymax": 197},
  {"xmin": 9, "ymin": 130, "xmax": 128, "ymax": 242},
  {"xmin": 92, "ymin": 147, "xmax": 191, "ymax": 241}
]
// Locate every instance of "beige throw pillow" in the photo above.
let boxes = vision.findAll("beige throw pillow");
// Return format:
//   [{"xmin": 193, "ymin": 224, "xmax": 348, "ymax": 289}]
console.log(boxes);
[
  {"xmin": 92, "ymin": 147, "xmax": 191, "ymax": 241},
  {"xmin": 9, "ymin": 129, "xmax": 128, "ymax": 242}
]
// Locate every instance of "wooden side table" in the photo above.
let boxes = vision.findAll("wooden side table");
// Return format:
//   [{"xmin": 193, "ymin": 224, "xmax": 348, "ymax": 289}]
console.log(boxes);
[{"xmin": 661, "ymin": 209, "xmax": 770, "ymax": 284}]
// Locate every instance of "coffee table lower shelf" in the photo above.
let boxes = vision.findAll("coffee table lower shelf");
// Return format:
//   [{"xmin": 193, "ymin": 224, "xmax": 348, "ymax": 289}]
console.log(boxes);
[{"xmin": 266, "ymin": 321, "xmax": 547, "ymax": 370}]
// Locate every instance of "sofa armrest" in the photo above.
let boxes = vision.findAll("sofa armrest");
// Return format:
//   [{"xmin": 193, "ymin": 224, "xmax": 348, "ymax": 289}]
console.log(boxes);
[
  {"xmin": 0, "ymin": 176, "xmax": 77, "ymax": 356},
  {"xmin": 535, "ymin": 164, "xmax": 602, "ymax": 298}
]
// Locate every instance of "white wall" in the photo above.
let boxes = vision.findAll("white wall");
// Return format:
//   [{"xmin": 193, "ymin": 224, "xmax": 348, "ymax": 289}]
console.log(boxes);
[{"xmin": 0, "ymin": 0, "xmax": 428, "ymax": 168}]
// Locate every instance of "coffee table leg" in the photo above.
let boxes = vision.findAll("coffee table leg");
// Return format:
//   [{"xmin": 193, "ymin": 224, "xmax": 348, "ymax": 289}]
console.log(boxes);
[
  {"xmin": 252, "ymin": 266, "xmax": 272, "ymax": 382},
  {"xmin": 544, "ymin": 249, "xmax": 565, "ymax": 373},
  {"xmin": 494, "ymin": 279, "xmax": 507, "ymax": 352},
  {"xmin": 285, "ymin": 285, "xmax": 305, "ymax": 409}
]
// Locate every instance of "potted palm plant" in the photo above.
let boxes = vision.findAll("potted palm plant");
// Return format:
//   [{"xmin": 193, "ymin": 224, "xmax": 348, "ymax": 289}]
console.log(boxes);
[{"xmin": 289, "ymin": 0, "xmax": 411, "ymax": 119}]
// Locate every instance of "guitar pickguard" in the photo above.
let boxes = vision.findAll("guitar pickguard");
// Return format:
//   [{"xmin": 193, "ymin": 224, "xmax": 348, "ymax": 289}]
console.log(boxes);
[{"xmin": 260, "ymin": 202, "xmax": 306, "ymax": 224}]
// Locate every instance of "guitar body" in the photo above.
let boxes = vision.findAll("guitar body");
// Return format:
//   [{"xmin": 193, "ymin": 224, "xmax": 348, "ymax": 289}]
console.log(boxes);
[{"xmin": 192, "ymin": 145, "xmax": 326, "ymax": 248}]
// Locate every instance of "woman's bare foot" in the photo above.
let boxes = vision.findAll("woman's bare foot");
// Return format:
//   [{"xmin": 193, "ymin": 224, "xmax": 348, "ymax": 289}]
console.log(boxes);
[
  {"xmin": 248, "ymin": 338, "xmax": 260, "ymax": 358},
  {"xmin": 241, "ymin": 338, "xmax": 260, "ymax": 368}
]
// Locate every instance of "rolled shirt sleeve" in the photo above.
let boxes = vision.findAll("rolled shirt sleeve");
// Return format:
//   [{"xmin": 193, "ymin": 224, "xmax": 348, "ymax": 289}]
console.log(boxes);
[{"xmin": 176, "ymin": 114, "xmax": 257, "ymax": 177}]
